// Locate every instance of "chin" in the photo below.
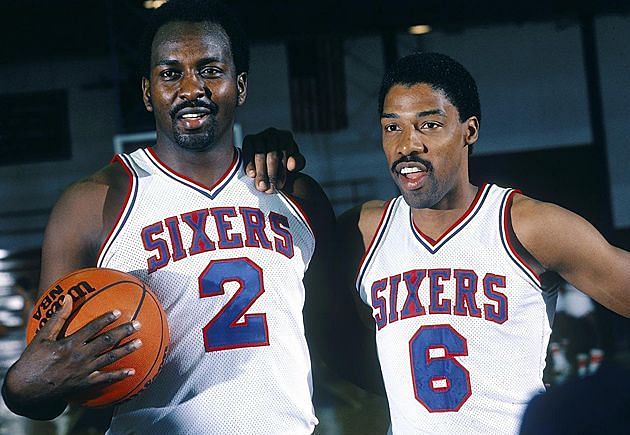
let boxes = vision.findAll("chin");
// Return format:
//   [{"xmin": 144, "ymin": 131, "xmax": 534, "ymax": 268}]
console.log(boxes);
[
  {"xmin": 174, "ymin": 131, "xmax": 216, "ymax": 151},
  {"xmin": 399, "ymin": 184, "xmax": 441, "ymax": 209}
]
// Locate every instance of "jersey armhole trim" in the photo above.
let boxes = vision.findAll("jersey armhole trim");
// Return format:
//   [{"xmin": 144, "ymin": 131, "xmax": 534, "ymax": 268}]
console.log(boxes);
[
  {"xmin": 278, "ymin": 191, "xmax": 315, "ymax": 240},
  {"xmin": 96, "ymin": 154, "xmax": 139, "ymax": 266},
  {"xmin": 499, "ymin": 189, "xmax": 542, "ymax": 288},
  {"xmin": 355, "ymin": 198, "xmax": 397, "ymax": 290}
]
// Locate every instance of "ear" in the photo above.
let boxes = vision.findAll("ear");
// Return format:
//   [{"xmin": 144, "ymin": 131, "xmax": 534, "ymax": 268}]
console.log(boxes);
[
  {"xmin": 463, "ymin": 116, "xmax": 479, "ymax": 147},
  {"xmin": 142, "ymin": 76, "xmax": 153, "ymax": 112},
  {"xmin": 236, "ymin": 72, "xmax": 248, "ymax": 106}
]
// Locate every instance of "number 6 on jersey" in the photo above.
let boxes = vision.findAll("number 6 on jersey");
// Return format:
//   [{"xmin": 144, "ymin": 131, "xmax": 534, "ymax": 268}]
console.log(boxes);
[
  {"xmin": 199, "ymin": 257, "xmax": 270, "ymax": 351},
  {"xmin": 410, "ymin": 324, "xmax": 471, "ymax": 412}
]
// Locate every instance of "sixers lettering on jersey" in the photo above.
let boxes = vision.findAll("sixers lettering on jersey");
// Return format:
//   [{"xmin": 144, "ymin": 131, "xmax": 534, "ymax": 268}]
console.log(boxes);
[
  {"xmin": 142, "ymin": 207, "xmax": 294, "ymax": 273},
  {"xmin": 356, "ymin": 184, "xmax": 554, "ymax": 434},
  {"xmin": 97, "ymin": 147, "xmax": 318, "ymax": 434},
  {"xmin": 370, "ymin": 268, "xmax": 508, "ymax": 330}
]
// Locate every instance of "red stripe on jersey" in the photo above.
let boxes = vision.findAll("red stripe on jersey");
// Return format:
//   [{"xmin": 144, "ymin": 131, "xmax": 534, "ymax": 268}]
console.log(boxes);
[
  {"xmin": 97, "ymin": 155, "xmax": 136, "ymax": 263},
  {"xmin": 278, "ymin": 191, "xmax": 315, "ymax": 239},
  {"xmin": 146, "ymin": 147, "xmax": 239, "ymax": 193},
  {"xmin": 412, "ymin": 183, "xmax": 488, "ymax": 247},
  {"xmin": 355, "ymin": 199, "xmax": 395, "ymax": 285},
  {"xmin": 502, "ymin": 189, "xmax": 542, "ymax": 283}
]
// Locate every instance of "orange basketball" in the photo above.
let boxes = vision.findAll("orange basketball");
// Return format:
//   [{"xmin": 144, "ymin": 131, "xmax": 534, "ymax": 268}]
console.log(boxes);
[{"xmin": 26, "ymin": 267, "xmax": 169, "ymax": 408}]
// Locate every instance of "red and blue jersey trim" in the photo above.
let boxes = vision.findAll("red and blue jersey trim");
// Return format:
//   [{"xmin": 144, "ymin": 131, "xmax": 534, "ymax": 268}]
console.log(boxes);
[
  {"xmin": 499, "ymin": 189, "xmax": 542, "ymax": 288},
  {"xmin": 278, "ymin": 191, "xmax": 315, "ymax": 240},
  {"xmin": 410, "ymin": 183, "xmax": 490, "ymax": 254},
  {"xmin": 97, "ymin": 154, "xmax": 139, "ymax": 266},
  {"xmin": 143, "ymin": 147, "xmax": 241, "ymax": 200},
  {"xmin": 355, "ymin": 198, "xmax": 397, "ymax": 291}
]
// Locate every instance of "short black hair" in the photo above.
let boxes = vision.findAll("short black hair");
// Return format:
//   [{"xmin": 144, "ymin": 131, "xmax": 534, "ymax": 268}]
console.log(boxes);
[
  {"xmin": 378, "ymin": 52, "xmax": 481, "ymax": 153},
  {"xmin": 141, "ymin": 0, "xmax": 249, "ymax": 77}
]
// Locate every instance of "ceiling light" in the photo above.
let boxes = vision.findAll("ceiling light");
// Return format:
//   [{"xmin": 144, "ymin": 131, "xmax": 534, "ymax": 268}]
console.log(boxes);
[
  {"xmin": 144, "ymin": 0, "xmax": 168, "ymax": 9},
  {"xmin": 408, "ymin": 25, "xmax": 432, "ymax": 35}
]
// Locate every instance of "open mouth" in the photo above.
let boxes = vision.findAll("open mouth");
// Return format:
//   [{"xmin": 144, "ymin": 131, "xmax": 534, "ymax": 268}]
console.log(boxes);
[
  {"xmin": 395, "ymin": 163, "xmax": 428, "ymax": 190},
  {"xmin": 175, "ymin": 109, "xmax": 212, "ymax": 131}
]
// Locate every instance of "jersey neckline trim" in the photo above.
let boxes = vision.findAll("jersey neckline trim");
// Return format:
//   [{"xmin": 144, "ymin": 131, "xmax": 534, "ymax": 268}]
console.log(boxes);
[
  {"xmin": 144, "ymin": 147, "xmax": 241, "ymax": 200},
  {"xmin": 409, "ymin": 183, "xmax": 490, "ymax": 254}
]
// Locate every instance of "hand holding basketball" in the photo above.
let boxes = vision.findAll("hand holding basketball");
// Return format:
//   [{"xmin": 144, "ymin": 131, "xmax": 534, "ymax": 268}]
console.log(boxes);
[
  {"xmin": 7, "ymin": 268, "xmax": 168, "ymax": 411},
  {"xmin": 6, "ymin": 295, "xmax": 139, "ymax": 413}
]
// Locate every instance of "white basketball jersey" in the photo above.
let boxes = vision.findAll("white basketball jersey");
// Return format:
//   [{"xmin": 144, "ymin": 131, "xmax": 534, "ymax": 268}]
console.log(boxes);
[
  {"xmin": 356, "ymin": 184, "xmax": 553, "ymax": 434},
  {"xmin": 98, "ymin": 147, "xmax": 318, "ymax": 435}
]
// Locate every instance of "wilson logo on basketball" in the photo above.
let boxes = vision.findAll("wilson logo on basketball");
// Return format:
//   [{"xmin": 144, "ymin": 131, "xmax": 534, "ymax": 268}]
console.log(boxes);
[{"xmin": 31, "ymin": 280, "xmax": 98, "ymax": 332}]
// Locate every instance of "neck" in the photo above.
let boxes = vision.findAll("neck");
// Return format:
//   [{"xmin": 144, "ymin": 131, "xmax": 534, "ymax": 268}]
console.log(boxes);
[
  {"xmin": 152, "ymin": 140, "xmax": 236, "ymax": 188},
  {"xmin": 411, "ymin": 182, "xmax": 479, "ymax": 234}
]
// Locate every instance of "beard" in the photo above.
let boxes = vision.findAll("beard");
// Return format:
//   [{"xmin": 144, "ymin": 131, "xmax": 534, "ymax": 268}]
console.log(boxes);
[
  {"xmin": 172, "ymin": 115, "xmax": 217, "ymax": 151},
  {"xmin": 397, "ymin": 178, "xmax": 441, "ymax": 209}
]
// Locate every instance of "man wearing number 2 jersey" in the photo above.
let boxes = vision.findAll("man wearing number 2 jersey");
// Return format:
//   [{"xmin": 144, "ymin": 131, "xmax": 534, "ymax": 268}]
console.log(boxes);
[
  {"xmin": 332, "ymin": 52, "xmax": 630, "ymax": 434},
  {"xmin": 2, "ymin": 0, "xmax": 333, "ymax": 433}
]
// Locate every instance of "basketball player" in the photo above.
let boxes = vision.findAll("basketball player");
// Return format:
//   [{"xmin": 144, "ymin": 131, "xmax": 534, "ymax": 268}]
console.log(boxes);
[
  {"xmin": 248, "ymin": 52, "xmax": 630, "ymax": 434},
  {"xmin": 346, "ymin": 52, "xmax": 630, "ymax": 434},
  {"xmin": 1, "ymin": 1, "xmax": 334, "ymax": 433}
]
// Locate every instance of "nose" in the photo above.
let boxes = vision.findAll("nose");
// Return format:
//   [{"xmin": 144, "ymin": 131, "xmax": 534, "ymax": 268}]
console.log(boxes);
[
  {"xmin": 178, "ymin": 73, "xmax": 206, "ymax": 101},
  {"xmin": 398, "ymin": 126, "xmax": 426, "ymax": 155}
]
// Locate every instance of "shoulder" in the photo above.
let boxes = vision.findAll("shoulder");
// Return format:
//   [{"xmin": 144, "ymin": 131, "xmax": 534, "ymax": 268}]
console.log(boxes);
[
  {"xmin": 358, "ymin": 200, "xmax": 389, "ymax": 238},
  {"xmin": 57, "ymin": 162, "xmax": 128, "ymax": 214},
  {"xmin": 48, "ymin": 161, "xmax": 131, "ymax": 251},
  {"xmin": 509, "ymin": 192, "xmax": 600, "ymax": 271},
  {"xmin": 39, "ymin": 161, "xmax": 131, "ymax": 289},
  {"xmin": 337, "ymin": 199, "xmax": 389, "ymax": 252}
]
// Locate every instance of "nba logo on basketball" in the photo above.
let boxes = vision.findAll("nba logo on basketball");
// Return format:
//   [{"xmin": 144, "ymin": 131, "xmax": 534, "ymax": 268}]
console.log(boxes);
[{"xmin": 30, "ymin": 280, "xmax": 98, "ymax": 332}]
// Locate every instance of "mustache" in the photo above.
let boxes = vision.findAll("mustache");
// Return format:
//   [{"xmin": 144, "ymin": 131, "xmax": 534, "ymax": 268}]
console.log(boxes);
[
  {"xmin": 391, "ymin": 155, "xmax": 433, "ymax": 173},
  {"xmin": 170, "ymin": 100, "xmax": 219, "ymax": 119}
]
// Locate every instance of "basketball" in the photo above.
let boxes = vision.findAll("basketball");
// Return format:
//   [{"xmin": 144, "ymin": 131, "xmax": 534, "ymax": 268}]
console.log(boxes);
[{"xmin": 26, "ymin": 267, "xmax": 169, "ymax": 408}]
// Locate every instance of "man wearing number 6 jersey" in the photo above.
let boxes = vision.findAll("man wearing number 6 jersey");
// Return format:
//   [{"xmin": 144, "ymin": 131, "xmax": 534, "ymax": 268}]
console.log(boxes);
[
  {"xmin": 334, "ymin": 52, "xmax": 630, "ymax": 434},
  {"xmin": 2, "ymin": 0, "xmax": 334, "ymax": 433}
]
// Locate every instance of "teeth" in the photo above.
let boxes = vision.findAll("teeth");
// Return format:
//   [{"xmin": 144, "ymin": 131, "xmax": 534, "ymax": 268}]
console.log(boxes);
[
  {"xmin": 181, "ymin": 113, "xmax": 204, "ymax": 119},
  {"xmin": 400, "ymin": 167, "xmax": 422, "ymax": 175}
]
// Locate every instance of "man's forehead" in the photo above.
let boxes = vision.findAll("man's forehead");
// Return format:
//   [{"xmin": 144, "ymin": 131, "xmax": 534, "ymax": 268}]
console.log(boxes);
[
  {"xmin": 384, "ymin": 83, "xmax": 454, "ymax": 112},
  {"xmin": 151, "ymin": 21, "xmax": 231, "ymax": 55}
]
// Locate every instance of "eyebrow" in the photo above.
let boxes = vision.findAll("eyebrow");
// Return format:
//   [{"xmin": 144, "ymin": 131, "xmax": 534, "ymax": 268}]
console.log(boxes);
[
  {"xmin": 155, "ymin": 59, "xmax": 179, "ymax": 67},
  {"xmin": 381, "ymin": 109, "xmax": 446, "ymax": 119},
  {"xmin": 154, "ymin": 57, "xmax": 225, "ymax": 68}
]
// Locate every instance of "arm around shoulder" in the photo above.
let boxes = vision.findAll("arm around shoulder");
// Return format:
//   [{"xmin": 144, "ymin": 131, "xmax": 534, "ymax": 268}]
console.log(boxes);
[{"xmin": 511, "ymin": 193, "xmax": 630, "ymax": 317}]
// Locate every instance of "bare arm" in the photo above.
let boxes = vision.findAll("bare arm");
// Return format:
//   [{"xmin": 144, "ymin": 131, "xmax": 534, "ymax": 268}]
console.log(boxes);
[
  {"xmin": 326, "ymin": 201, "xmax": 387, "ymax": 394},
  {"xmin": 282, "ymin": 173, "xmax": 335, "ymax": 363},
  {"xmin": 2, "ymin": 165, "xmax": 141, "ymax": 419},
  {"xmin": 512, "ymin": 193, "xmax": 630, "ymax": 317}
]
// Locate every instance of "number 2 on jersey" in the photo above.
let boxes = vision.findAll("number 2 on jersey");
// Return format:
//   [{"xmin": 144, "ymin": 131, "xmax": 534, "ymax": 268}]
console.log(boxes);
[
  {"xmin": 410, "ymin": 324, "xmax": 471, "ymax": 412},
  {"xmin": 199, "ymin": 257, "xmax": 269, "ymax": 351}
]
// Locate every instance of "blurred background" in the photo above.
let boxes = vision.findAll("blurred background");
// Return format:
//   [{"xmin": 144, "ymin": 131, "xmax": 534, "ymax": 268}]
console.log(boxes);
[{"xmin": 1, "ymin": 0, "xmax": 630, "ymax": 433}]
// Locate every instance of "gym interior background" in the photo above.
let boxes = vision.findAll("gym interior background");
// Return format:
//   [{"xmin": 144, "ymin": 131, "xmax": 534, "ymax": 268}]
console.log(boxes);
[{"xmin": 1, "ymin": 1, "xmax": 629, "ymax": 434}]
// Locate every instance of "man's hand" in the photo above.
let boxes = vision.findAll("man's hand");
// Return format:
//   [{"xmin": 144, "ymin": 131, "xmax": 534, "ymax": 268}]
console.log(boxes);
[
  {"xmin": 242, "ymin": 127, "xmax": 306, "ymax": 193},
  {"xmin": 2, "ymin": 297, "xmax": 141, "ymax": 419}
]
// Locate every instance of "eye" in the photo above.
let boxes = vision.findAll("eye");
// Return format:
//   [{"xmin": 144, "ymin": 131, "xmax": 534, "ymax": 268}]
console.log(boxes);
[
  {"xmin": 421, "ymin": 121, "xmax": 441, "ymax": 129},
  {"xmin": 383, "ymin": 123, "xmax": 400, "ymax": 132},
  {"xmin": 200, "ymin": 66, "xmax": 222, "ymax": 78},
  {"xmin": 158, "ymin": 69, "xmax": 180, "ymax": 81}
]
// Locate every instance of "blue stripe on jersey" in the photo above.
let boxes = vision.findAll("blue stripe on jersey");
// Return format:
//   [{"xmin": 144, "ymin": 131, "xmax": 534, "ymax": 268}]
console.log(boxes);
[
  {"xmin": 409, "ymin": 185, "xmax": 491, "ymax": 255},
  {"xmin": 98, "ymin": 153, "xmax": 140, "ymax": 267},
  {"xmin": 142, "ymin": 147, "xmax": 241, "ymax": 200},
  {"xmin": 498, "ymin": 189, "xmax": 541, "ymax": 288},
  {"xmin": 356, "ymin": 198, "xmax": 399, "ymax": 289},
  {"xmin": 277, "ymin": 191, "xmax": 315, "ymax": 240}
]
